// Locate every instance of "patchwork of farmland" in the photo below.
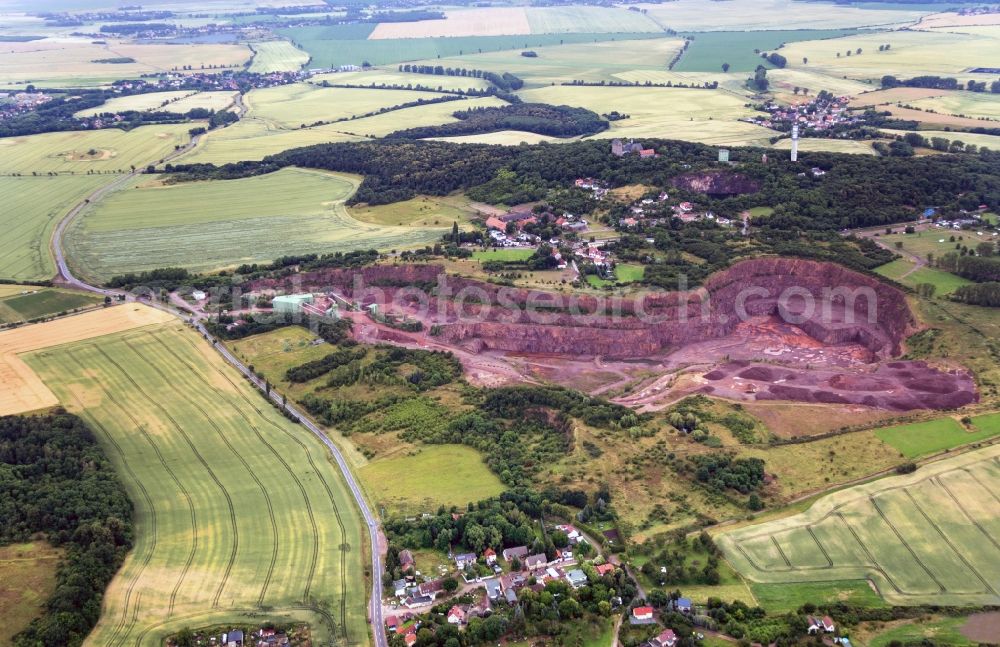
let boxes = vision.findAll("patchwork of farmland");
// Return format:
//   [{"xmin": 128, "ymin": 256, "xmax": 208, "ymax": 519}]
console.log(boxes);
[
  {"xmin": 65, "ymin": 168, "xmax": 452, "ymax": 281},
  {"xmin": 0, "ymin": 175, "xmax": 108, "ymax": 281},
  {"xmin": 674, "ymin": 29, "xmax": 860, "ymax": 73},
  {"xmin": 175, "ymin": 119, "xmax": 363, "ymax": 165},
  {"xmin": 0, "ymin": 123, "xmax": 193, "ymax": 174},
  {"xmin": 245, "ymin": 83, "xmax": 448, "ymax": 128},
  {"xmin": 335, "ymin": 96, "xmax": 508, "ymax": 138},
  {"xmin": 314, "ymin": 69, "xmax": 493, "ymax": 92},
  {"xmin": 25, "ymin": 322, "xmax": 367, "ymax": 646},
  {"xmin": 75, "ymin": 90, "xmax": 236, "ymax": 117},
  {"xmin": 718, "ymin": 445, "xmax": 1000, "ymax": 606}
]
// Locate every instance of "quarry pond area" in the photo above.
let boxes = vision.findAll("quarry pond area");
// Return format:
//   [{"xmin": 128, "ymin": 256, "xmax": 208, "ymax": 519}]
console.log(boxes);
[{"xmin": 236, "ymin": 257, "xmax": 977, "ymax": 414}]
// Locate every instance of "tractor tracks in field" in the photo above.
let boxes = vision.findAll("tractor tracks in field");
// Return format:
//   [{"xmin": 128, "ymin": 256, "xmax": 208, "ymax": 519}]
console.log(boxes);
[
  {"xmin": 95, "ymin": 342, "xmax": 242, "ymax": 615},
  {"xmin": 166, "ymin": 330, "xmax": 350, "ymax": 636}
]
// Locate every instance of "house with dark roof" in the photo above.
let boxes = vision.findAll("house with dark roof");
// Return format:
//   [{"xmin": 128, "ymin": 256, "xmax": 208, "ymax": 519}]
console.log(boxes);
[
  {"xmin": 524, "ymin": 553, "xmax": 548, "ymax": 570},
  {"xmin": 417, "ymin": 579, "xmax": 444, "ymax": 599},
  {"xmin": 503, "ymin": 546, "xmax": 529, "ymax": 562},
  {"xmin": 651, "ymin": 628, "xmax": 677, "ymax": 647},
  {"xmin": 399, "ymin": 549, "xmax": 415, "ymax": 572},
  {"xmin": 454, "ymin": 552, "xmax": 477, "ymax": 569}
]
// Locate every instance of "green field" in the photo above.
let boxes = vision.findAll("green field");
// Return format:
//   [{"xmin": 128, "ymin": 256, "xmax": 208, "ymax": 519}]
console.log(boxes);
[
  {"xmin": 749, "ymin": 579, "xmax": 886, "ymax": 613},
  {"xmin": 674, "ymin": 29, "xmax": 859, "ymax": 73},
  {"xmin": 360, "ymin": 445, "xmax": 506, "ymax": 516},
  {"xmin": 718, "ymin": 445, "xmax": 1000, "ymax": 607},
  {"xmin": 472, "ymin": 248, "xmax": 535, "ymax": 262},
  {"xmin": 176, "ymin": 119, "xmax": 363, "ymax": 165},
  {"xmin": 246, "ymin": 83, "xmax": 447, "ymax": 128},
  {"xmin": 25, "ymin": 323, "xmax": 368, "ymax": 647},
  {"xmin": 863, "ymin": 615, "xmax": 977, "ymax": 647},
  {"xmin": 517, "ymin": 85, "xmax": 772, "ymax": 146},
  {"xmin": 585, "ymin": 263, "xmax": 646, "ymax": 287},
  {"xmin": 334, "ymin": 96, "xmax": 508, "ymax": 138},
  {"xmin": 0, "ymin": 175, "xmax": 108, "ymax": 281},
  {"xmin": 874, "ymin": 254, "xmax": 972, "ymax": 296},
  {"xmin": 410, "ymin": 37, "xmax": 686, "ymax": 87},
  {"xmin": 0, "ymin": 288, "xmax": 100, "ymax": 323},
  {"xmin": 770, "ymin": 137, "xmax": 878, "ymax": 155},
  {"xmin": 280, "ymin": 28, "xmax": 666, "ymax": 70},
  {"xmin": 349, "ymin": 194, "xmax": 475, "ymax": 227},
  {"xmin": 248, "ymin": 40, "xmax": 310, "ymax": 73},
  {"xmin": 908, "ymin": 91, "xmax": 1000, "ymax": 120},
  {"xmin": 66, "ymin": 167, "xmax": 450, "ymax": 281},
  {"xmin": 0, "ymin": 123, "xmax": 193, "ymax": 174},
  {"xmin": 873, "ymin": 416, "xmax": 999, "ymax": 459}
]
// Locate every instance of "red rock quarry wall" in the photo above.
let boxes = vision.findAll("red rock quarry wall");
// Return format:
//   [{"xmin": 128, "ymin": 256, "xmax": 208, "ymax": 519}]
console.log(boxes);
[{"xmin": 255, "ymin": 258, "xmax": 915, "ymax": 360}]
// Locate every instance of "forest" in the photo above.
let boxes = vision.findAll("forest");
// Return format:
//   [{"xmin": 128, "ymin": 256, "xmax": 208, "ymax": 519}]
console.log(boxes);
[
  {"xmin": 0, "ymin": 413, "xmax": 133, "ymax": 647},
  {"xmin": 387, "ymin": 103, "xmax": 609, "ymax": 139}
]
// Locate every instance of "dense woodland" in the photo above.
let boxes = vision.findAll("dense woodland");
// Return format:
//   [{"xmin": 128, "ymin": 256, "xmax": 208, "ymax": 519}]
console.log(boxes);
[
  {"xmin": 387, "ymin": 103, "xmax": 608, "ymax": 139},
  {"xmin": 0, "ymin": 413, "xmax": 133, "ymax": 647}
]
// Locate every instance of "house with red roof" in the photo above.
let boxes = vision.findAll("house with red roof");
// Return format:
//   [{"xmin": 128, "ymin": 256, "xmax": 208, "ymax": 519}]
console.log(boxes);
[
  {"xmin": 595, "ymin": 563, "xmax": 616, "ymax": 576},
  {"xmin": 651, "ymin": 629, "xmax": 677, "ymax": 647},
  {"xmin": 447, "ymin": 605, "xmax": 467, "ymax": 625},
  {"xmin": 632, "ymin": 606, "xmax": 654, "ymax": 622}
]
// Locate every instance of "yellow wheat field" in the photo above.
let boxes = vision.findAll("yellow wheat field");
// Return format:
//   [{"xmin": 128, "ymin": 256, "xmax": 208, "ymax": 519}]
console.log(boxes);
[{"xmin": 0, "ymin": 304, "xmax": 174, "ymax": 415}]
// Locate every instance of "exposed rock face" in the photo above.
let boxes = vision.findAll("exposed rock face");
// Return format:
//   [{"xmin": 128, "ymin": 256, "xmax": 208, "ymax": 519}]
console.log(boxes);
[
  {"xmin": 267, "ymin": 258, "xmax": 915, "ymax": 361},
  {"xmin": 670, "ymin": 169, "xmax": 761, "ymax": 196}
]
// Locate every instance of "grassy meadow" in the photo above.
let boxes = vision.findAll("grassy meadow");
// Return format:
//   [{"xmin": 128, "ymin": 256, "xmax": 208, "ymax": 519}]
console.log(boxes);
[
  {"xmin": 360, "ymin": 445, "xmax": 506, "ymax": 516},
  {"xmin": 718, "ymin": 445, "xmax": 1000, "ymax": 607},
  {"xmin": 25, "ymin": 323, "xmax": 368, "ymax": 647},
  {"xmin": 0, "ymin": 123, "xmax": 193, "ymax": 174},
  {"xmin": 248, "ymin": 40, "xmax": 310, "ymax": 73},
  {"xmin": 0, "ymin": 174, "xmax": 107, "ymax": 281},
  {"xmin": 66, "ymin": 167, "xmax": 451, "ymax": 281},
  {"xmin": 175, "ymin": 119, "xmax": 363, "ymax": 165},
  {"xmin": 0, "ymin": 288, "xmax": 101, "ymax": 323},
  {"xmin": 0, "ymin": 542, "xmax": 62, "ymax": 644},
  {"xmin": 873, "ymin": 417, "xmax": 998, "ymax": 459}
]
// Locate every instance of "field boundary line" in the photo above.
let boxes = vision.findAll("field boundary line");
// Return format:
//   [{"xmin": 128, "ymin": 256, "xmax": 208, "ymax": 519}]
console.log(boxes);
[{"xmin": 867, "ymin": 495, "xmax": 944, "ymax": 593}]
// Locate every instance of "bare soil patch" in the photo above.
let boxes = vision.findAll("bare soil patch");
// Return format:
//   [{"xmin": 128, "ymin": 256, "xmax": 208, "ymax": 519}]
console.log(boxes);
[{"xmin": 961, "ymin": 611, "xmax": 1000, "ymax": 642}]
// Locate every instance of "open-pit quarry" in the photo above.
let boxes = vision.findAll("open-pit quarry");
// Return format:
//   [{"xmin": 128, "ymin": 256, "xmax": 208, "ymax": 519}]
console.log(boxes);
[{"xmin": 249, "ymin": 257, "xmax": 977, "ymax": 412}]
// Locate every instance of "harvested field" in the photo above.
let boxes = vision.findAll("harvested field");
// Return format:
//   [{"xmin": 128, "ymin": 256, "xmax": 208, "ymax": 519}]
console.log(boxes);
[
  {"xmin": 0, "ymin": 37, "xmax": 250, "ymax": 85},
  {"xmin": 369, "ymin": 8, "xmax": 531, "ymax": 39},
  {"xmin": 315, "ymin": 68, "xmax": 493, "ymax": 92},
  {"xmin": 25, "ymin": 323, "xmax": 367, "ymax": 646},
  {"xmin": 915, "ymin": 11, "xmax": 1000, "ymax": 29},
  {"xmin": 524, "ymin": 6, "xmax": 662, "ymax": 34},
  {"xmin": 908, "ymin": 91, "xmax": 1000, "ymax": 120},
  {"xmin": 849, "ymin": 86, "xmax": 951, "ymax": 108},
  {"xmin": 73, "ymin": 90, "xmax": 194, "ymax": 117},
  {"xmin": 631, "ymin": 0, "xmax": 928, "ymax": 31},
  {"xmin": 882, "ymin": 105, "xmax": 996, "ymax": 129},
  {"xmin": 0, "ymin": 304, "xmax": 174, "ymax": 415},
  {"xmin": 718, "ymin": 444, "xmax": 1000, "ymax": 606},
  {"xmin": 429, "ymin": 130, "xmax": 562, "ymax": 145},
  {"xmin": 335, "ymin": 96, "xmax": 508, "ymax": 137},
  {"xmin": 770, "ymin": 137, "xmax": 878, "ymax": 155}
]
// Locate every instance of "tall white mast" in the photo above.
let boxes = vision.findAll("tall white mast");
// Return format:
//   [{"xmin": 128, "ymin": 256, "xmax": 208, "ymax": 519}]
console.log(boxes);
[{"xmin": 790, "ymin": 123, "xmax": 799, "ymax": 162}]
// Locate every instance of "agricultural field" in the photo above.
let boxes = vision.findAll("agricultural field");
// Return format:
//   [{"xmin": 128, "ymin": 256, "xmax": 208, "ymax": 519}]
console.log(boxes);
[
  {"xmin": 411, "ymin": 37, "xmax": 686, "ymax": 87},
  {"xmin": 907, "ymin": 91, "xmax": 1000, "ymax": 120},
  {"xmin": 630, "ymin": 0, "xmax": 930, "ymax": 31},
  {"xmin": 0, "ymin": 123, "xmax": 193, "ymax": 174},
  {"xmin": 65, "ymin": 167, "xmax": 451, "ymax": 281},
  {"xmin": 749, "ymin": 580, "xmax": 886, "ymax": 613},
  {"xmin": 314, "ymin": 69, "xmax": 493, "ymax": 93},
  {"xmin": 369, "ymin": 7, "xmax": 531, "ymax": 39},
  {"xmin": 857, "ymin": 614, "xmax": 980, "ymax": 647},
  {"xmin": 0, "ymin": 304, "xmax": 174, "ymax": 416},
  {"xmin": 0, "ymin": 287, "xmax": 101, "ymax": 323},
  {"xmin": 770, "ymin": 137, "xmax": 879, "ymax": 155},
  {"xmin": 75, "ymin": 90, "xmax": 237, "ymax": 117},
  {"xmin": 472, "ymin": 248, "xmax": 535, "ymax": 262},
  {"xmin": 359, "ymin": 445, "xmax": 506, "ymax": 516},
  {"xmin": 780, "ymin": 29, "xmax": 1000, "ymax": 81},
  {"xmin": 517, "ymin": 85, "xmax": 773, "ymax": 146},
  {"xmin": 524, "ymin": 6, "xmax": 663, "ymax": 34},
  {"xmin": 348, "ymin": 193, "xmax": 476, "ymax": 227},
  {"xmin": 248, "ymin": 40, "xmax": 309, "ymax": 73},
  {"xmin": 24, "ymin": 321, "xmax": 368, "ymax": 646},
  {"xmin": 0, "ymin": 175, "xmax": 108, "ymax": 281},
  {"xmin": 674, "ymin": 29, "xmax": 860, "ymax": 73},
  {"xmin": 0, "ymin": 37, "xmax": 250, "ymax": 86},
  {"xmin": 245, "ymin": 83, "xmax": 447, "ymax": 128},
  {"xmin": 873, "ymin": 416, "xmax": 999, "ymax": 459},
  {"xmin": 175, "ymin": 118, "xmax": 362, "ymax": 165},
  {"xmin": 0, "ymin": 542, "xmax": 62, "ymax": 644},
  {"xmin": 280, "ymin": 27, "xmax": 664, "ymax": 70},
  {"xmin": 718, "ymin": 445, "xmax": 1000, "ymax": 606},
  {"xmin": 335, "ymin": 96, "xmax": 508, "ymax": 138},
  {"xmin": 765, "ymin": 67, "xmax": 876, "ymax": 98}
]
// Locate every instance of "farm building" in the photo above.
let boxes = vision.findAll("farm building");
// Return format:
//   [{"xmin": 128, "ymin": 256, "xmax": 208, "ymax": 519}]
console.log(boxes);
[{"xmin": 272, "ymin": 293, "xmax": 314, "ymax": 314}]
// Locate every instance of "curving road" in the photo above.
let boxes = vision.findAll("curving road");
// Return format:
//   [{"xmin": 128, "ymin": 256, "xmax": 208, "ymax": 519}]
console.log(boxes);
[{"xmin": 48, "ymin": 120, "xmax": 388, "ymax": 647}]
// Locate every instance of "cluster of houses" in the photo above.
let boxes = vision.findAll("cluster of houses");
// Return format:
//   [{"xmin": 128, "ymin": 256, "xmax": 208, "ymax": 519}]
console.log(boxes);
[
  {"xmin": 574, "ymin": 177, "xmax": 610, "ymax": 200},
  {"xmin": 0, "ymin": 91, "xmax": 52, "ymax": 121},
  {"xmin": 619, "ymin": 194, "xmax": 734, "ymax": 230},
  {"xmin": 484, "ymin": 208, "xmax": 589, "ymax": 248},
  {"xmin": 176, "ymin": 626, "xmax": 295, "ymax": 647},
  {"xmin": 744, "ymin": 95, "xmax": 860, "ymax": 134}
]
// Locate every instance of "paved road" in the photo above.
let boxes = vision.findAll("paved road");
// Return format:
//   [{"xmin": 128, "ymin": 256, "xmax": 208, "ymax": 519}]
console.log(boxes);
[{"xmin": 48, "ymin": 128, "xmax": 389, "ymax": 647}]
